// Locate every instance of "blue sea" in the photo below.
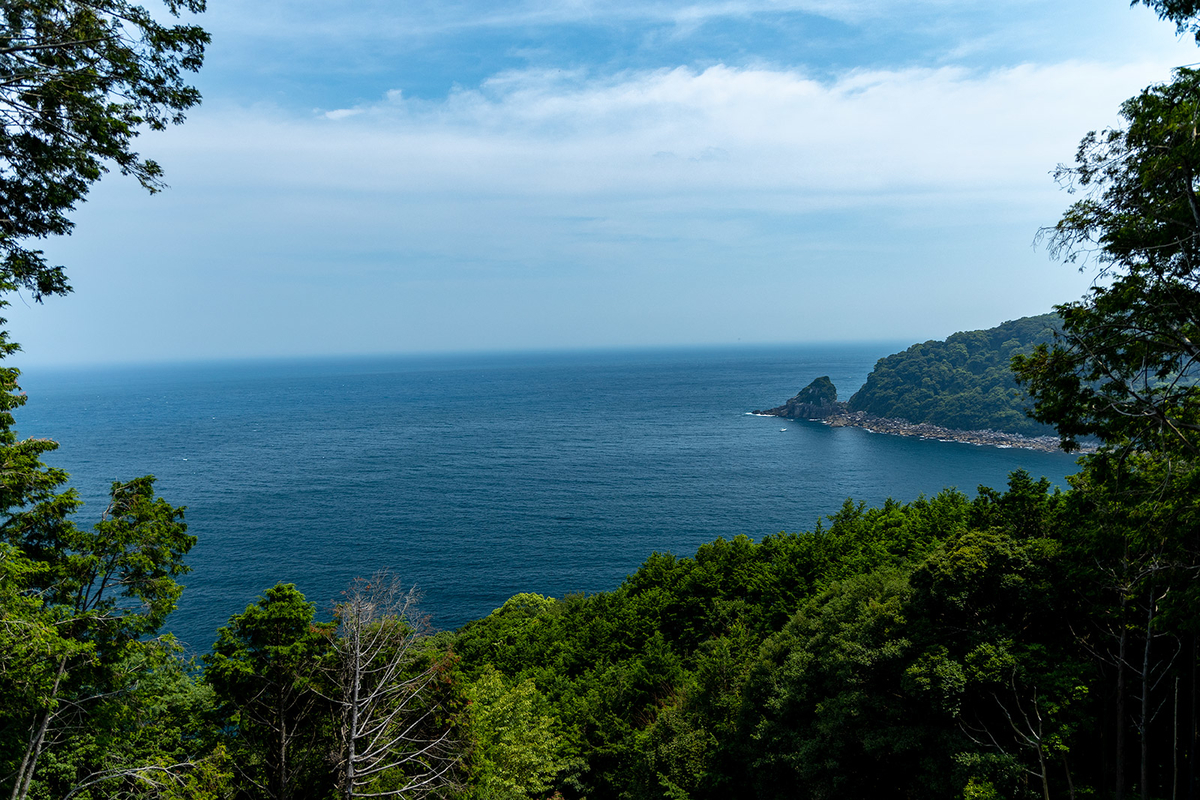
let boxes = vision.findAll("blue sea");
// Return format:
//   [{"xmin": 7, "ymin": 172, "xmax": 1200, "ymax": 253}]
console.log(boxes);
[{"xmin": 15, "ymin": 345, "xmax": 1081, "ymax": 653}]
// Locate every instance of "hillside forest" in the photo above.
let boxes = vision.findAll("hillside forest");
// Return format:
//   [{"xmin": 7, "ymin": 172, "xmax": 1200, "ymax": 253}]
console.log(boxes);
[
  {"xmin": 4, "ymin": 1, "xmax": 1200, "ymax": 799},
  {"xmin": 845, "ymin": 314, "xmax": 1061, "ymax": 436}
]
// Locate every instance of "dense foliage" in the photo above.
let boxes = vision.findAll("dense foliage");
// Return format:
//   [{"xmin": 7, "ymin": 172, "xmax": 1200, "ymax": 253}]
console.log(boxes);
[
  {"xmin": 1013, "ymin": 71, "xmax": 1200, "ymax": 458},
  {"xmin": 0, "ymin": 294, "xmax": 216, "ymax": 798},
  {"xmin": 5, "ymin": 447, "xmax": 1200, "ymax": 798},
  {"xmin": 847, "ymin": 314, "xmax": 1060, "ymax": 436},
  {"xmin": 1, "ymin": 1, "xmax": 210, "ymax": 792},
  {"xmin": 445, "ymin": 470, "xmax": 1200, "ymax": 800},
  {"xmin": 1138, "ymin": 0, "xmax": 1200, "ymax": 41}
]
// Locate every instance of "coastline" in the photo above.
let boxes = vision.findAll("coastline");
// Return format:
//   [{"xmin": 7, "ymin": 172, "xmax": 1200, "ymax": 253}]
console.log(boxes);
[{"xmin": 757, "ymin": 409, "xmax": 1091, "ymax": 454}]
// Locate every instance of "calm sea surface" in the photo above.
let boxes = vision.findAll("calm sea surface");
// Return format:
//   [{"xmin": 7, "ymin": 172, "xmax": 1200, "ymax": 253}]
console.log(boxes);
[{"xmin": 15, "ymin": 345, "xmax": 1081, "ymax": 652}]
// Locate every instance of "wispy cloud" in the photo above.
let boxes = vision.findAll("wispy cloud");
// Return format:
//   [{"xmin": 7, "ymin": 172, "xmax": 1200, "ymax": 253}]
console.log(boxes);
[
  {"xmin": 201, "ymin": 0, "xmax": 1106, "ymax": 49},
  {"xmin": 206, "ymin": 0, "xmax": 893, "ymax": 40},
  {"xmin": 188, "ymin": 58, "xmax": 1180, "ymax": 205}
]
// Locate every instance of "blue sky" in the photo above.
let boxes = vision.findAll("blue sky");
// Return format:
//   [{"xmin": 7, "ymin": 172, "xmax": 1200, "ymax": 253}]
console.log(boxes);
[{"xmin": 8, "ymin": 0, "xmax": 1199, "ymax": 365}]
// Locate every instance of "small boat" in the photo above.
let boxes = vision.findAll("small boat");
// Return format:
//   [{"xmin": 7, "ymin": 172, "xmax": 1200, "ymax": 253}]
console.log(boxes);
[{"xmin": 780, "ymin": 428, "xmax": 787, "ymax": 432}]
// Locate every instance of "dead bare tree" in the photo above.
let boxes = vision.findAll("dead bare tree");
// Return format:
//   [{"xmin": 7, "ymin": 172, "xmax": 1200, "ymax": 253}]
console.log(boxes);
[
  {"xmin": 962, "ymin": 669, "xmax": 1064, "ymax": 800},
  {"xmin": 329, "ymin": 571, "xmax": 460, "ymax": 799}
]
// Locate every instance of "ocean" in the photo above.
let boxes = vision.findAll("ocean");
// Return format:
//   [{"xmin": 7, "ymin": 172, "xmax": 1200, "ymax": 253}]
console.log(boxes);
[{"xmin": 14, "ymin": 344, "xmax": 1082, "ymax": 653}]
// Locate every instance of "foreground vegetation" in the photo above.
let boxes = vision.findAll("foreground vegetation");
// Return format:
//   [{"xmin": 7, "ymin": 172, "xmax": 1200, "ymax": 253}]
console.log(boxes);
[
  {"xmin": 4, "ymin": 452, "xmax": 1199, "ymax": 799},
  {"xmin": 450, "ymin": 467, "xmax": 1198, "ymax": 799},
  {"xmin": 5, "ymin": 0, "xmax": 1200, "ymax": 797}
]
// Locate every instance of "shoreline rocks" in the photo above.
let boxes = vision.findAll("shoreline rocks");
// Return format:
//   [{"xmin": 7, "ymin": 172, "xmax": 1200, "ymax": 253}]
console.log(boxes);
[
  {"xmin": 820, "ymin": 409, "xmax": 1088, "ymax": 453},
  {"xmin": 756, "ymin": 376, "xmax": 1093, "ymax": 454}
]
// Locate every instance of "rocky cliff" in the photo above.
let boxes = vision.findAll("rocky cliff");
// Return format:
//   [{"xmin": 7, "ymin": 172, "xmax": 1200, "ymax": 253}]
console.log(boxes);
[{"xmin": 754, "ymin": 376, "xmax": 842, "ymax": 419}]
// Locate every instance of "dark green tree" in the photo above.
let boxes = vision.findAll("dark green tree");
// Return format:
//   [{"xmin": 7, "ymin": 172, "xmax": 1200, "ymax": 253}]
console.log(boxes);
[
  {"xmin": 1011, "ymin": 52, "xmax": 1200, "ymax": 798},
  {"xmin": 849, "ymin": 314, "xmax": 1060, "ymax": 437},
  {"xmin": 1135, "ymin": 0, "xmax": 1200, "ymax": 40},
  {"xmin": 0, "ymin": 300, "xmax": 199, "ymax": 798},
  {"xmin": 0, "ymin": 0, "xmax": 210, "ymax": 795},
  {"xmin": 1014, "ymin": 70, "xmax": 1200, "ymax": 457},
  {"xmin": 204, "ymin": 583, "xmax": 336, "ymax": 800},
  {"xmin": 739, "ymin": 568, "xmax": 943, "ymax": 800},
  {"xmin": 0, "ymin": 0, "xmax": 208, "ymax": 299}
]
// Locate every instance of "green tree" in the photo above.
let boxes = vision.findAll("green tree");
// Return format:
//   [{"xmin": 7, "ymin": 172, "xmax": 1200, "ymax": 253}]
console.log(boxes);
[
  {"xmin": 846, "ymin": 314, "xmax": 1060, "ymax": 436},
  {"xmin": 39, "ymin": 643, "xmax": 234, "ymax": 800},
  {"xmin": 1014, "ymin": 70, "xmax": 1200, "ymax": 457},
  {"xmin": 450, "ymin": 489, "xmax": 979, "ymax": 800},
  {"xmin": 1010, "ymin": 42, "xmax": 1200, "ymax": 798},
  {"xmin": 465, "ymin": 666, "xmax": 569, "ymax": 800},
  {"xmin": 1049, "ymin": 455, "xmax": 1200, "ymax": 800},
  {"xmin": 738, "ymin": 568, "xmax": 947, "ymax": 799},
  {"xmin": 0, "ymin": 0, "xmax": 210, "ymax": 795},
  {"xmin": 1135, "ymin": 0, "xmax": 1200, "ymax": 40},
  {"xmin": 907, "ymin": 528, "xmax": 1088, "ymax": 799},
  {"xmin": 0, "ymin": 0, "xmax": 208, "ymax": 298},
  {"xmin": 204, "ymin": 583, "xmax": 336, "ymax": 800},
  {"xmin": 0, "ymin": 460, "xmax": 198, "ymax": 799}
]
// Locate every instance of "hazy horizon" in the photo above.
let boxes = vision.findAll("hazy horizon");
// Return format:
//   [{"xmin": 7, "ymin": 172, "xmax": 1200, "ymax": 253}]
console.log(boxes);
[{"xmin": 13, "ymin": 335, "xmax": 916, "ymax": 372}]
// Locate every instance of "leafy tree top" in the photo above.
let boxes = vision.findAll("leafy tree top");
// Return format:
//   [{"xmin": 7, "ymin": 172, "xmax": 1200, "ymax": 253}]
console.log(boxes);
[
  {"xmin": 1135, "ymin": 0, "xmax": 1200, "ymax": 41},
  {"xmin": 1015, "ymin": 70, "xmax": 1200, "ymax": 455},
  {"xmin": 0, "ymin": 0, "xmax": 208, "ymax": 299}
]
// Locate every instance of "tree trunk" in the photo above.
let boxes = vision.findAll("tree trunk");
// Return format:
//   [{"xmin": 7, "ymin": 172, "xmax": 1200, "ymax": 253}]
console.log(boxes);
[
  {"xmin": 10, "ymin": 656, "xmax": 67, "ymax": 800},
  {"xmin": 279, "ymin": 697, "xmax": 289, "ymax": 800},
  {"xmin": 344, "ymin": 625, "xmax": 360, "ymax": 800},
  {"xmin": 1191, "ymin": 636, "xmax": 1197, "ymax": 800},
  {"xmin": 1063, "ymin": 752, "xmax": 1076, "ymax": 800},
  {"xmin": 1143, "ymin": 587, "xmax": 1155, "ymax": 800},
  {"xmin": 1118, "ymin": 623, "xmax": 1128, "ymax": 800},
  {"xmin": 1175, "ymin": 675, "xmax": 1181, "ymax": 800},
  {"xmin": 1037, "ymin": 743, "xmax": 1052, "ymax": 800}
]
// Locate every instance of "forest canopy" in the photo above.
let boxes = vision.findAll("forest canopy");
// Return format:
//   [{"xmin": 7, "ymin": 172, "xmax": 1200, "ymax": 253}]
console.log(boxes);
[{"xmin": 846, "ymin": 313, "xmax": 1061, "ymax": 436}]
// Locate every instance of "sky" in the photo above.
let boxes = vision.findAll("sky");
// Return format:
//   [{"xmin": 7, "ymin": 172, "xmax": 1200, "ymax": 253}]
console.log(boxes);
[{"xmin": 8, "ymin": 0, "xmax": 1200, "ymax": 365}]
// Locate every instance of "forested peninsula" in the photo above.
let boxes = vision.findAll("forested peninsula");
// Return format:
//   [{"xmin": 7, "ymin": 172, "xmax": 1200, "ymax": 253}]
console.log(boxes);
[{"xmin": 755, "ymin": 314, "xmax": 1070, "ymax": 451}]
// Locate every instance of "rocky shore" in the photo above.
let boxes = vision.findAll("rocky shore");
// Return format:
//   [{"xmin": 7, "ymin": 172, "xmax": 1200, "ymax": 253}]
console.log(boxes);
[
  {"xmin": 821, "ymin": 409, "xmax": 1088, "ymax": 453},
  {"xmin": 754, "ymin": 376, "xmax": 1089, "ymax": 454}
]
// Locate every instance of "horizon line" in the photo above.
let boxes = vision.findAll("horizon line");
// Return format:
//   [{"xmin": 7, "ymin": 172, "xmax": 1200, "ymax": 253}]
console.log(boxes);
[{"xmin": 10, "ymin": 337, "xmax": 919, "ymax": 372}]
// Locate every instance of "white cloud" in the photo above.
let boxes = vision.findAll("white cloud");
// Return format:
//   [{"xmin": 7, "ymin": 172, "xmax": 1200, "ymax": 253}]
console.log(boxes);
[
  {"xmin": 11, "ymin": 53, "xmax": 1195, "ymax": 363},
  {"xmin": 198, "ymin": 57, "xmax": 1181, "ymax": 205},
  {"xmin": 322, "ymin": 108, "xmax": 363, "ymax": 120}
]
